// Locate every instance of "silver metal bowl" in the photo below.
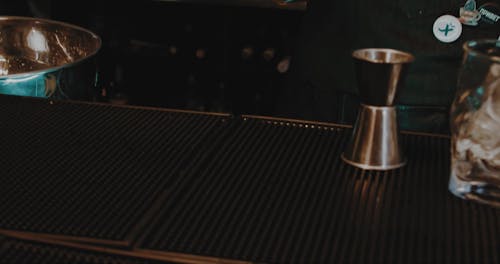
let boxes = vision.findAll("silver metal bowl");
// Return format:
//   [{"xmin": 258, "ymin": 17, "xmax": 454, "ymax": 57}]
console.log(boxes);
[{"xmin": 0, "ymin": 16, "xmax": 101, "ymax": 99}]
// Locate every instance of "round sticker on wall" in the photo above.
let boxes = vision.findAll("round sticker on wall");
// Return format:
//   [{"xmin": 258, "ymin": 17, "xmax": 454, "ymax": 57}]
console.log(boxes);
[{"xmin": 433, "ymin": 15, "xmax": 463, "ymax": 43}]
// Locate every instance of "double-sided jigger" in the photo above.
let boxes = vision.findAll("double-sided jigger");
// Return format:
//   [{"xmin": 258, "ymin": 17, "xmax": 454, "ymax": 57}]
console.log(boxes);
[{"xmin": 342, "ymin": 48, "xmax": 415, "ymax": 170}]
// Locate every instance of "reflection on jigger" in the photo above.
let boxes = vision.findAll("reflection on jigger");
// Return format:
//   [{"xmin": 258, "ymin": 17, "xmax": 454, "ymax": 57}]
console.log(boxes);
[{"xmin": 342, "ymin": 48, "xmax": 414, "ymax": 170}]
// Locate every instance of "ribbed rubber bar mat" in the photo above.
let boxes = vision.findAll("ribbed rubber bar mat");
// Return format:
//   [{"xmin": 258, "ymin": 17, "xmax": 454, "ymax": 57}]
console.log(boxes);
[
  {"xmin": 140, "ymin": 116, "xmax": 500, "ymax": 263},
  {"xmin": 0, "ymin": 95, "xmax": 229, "ymax": 246},
  {"xmin": 0, "ymin": 235, "xmax": 170, "ymax": 264}
]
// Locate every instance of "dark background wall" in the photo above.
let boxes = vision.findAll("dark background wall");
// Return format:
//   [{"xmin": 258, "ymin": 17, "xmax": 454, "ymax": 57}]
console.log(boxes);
[{"xmin": 15, "ymin": 1, "xmax": 304, "ymax": 116}]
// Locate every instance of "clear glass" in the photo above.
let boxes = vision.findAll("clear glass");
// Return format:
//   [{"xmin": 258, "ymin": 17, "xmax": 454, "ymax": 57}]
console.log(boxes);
[{"xmin": 449, "ymin": 39, "xmax": 500, "ymax": 207}]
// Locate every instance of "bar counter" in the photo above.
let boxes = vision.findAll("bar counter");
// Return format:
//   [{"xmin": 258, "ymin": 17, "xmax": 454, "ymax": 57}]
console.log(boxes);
[{"xmin": 0, "ymin": 95, "xmax": 498, "ymax": 264}]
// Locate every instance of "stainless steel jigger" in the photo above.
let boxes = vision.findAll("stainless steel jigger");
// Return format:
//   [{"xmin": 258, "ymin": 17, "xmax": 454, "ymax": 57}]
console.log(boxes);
[{"xmin": 342, "ymin": 48, "xmax": 414, "ymax": 170}]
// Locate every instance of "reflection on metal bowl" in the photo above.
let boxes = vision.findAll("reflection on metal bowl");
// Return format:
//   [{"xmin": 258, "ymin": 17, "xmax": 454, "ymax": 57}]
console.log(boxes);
[{"xmin": 0, "ymin": 16, "xmax": 101, "ymax": 100}]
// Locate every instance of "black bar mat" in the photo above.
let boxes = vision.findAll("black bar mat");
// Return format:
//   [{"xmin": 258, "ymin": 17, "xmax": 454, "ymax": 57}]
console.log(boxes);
[
  {"xmin": 0, "ymin": 235, "xmax": 171, "ymax": 264},
  {"xmin": 139, "ymin": 116, "xmax": 500, "ymax": 263},
  {"xmin": 0, "ymin": 95, "xmax": 229, "ymax": 246}
]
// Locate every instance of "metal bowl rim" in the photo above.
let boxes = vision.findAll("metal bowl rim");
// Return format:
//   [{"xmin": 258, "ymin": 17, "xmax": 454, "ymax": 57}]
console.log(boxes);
[{"xmin": 0, "ymin": 16, "xmax": 102, "ymax": 79}]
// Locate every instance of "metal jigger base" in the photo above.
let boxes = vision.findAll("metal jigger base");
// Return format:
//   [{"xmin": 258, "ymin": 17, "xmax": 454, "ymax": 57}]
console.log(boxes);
[
  {"xmin": 341, "ymin": 104, "xmax": 406, "ymax": 171},
  {"xmin": 341, "ymin": 154, "xmax": 406, "ymax": 170}
]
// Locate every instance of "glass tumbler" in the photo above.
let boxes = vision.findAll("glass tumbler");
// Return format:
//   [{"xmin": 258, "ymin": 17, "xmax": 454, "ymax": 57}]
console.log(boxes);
[{"xmin": 449, "ymin": 39, "xmax": 500, "ymax": 207}]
